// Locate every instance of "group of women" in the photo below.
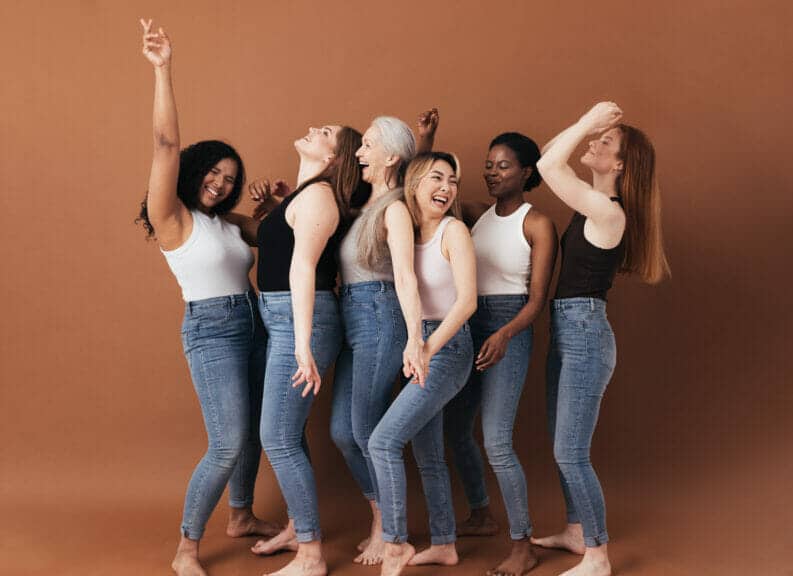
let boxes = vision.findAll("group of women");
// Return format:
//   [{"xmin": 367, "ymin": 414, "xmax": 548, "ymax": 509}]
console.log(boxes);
[{"xmin": 139, "ymin": 20, "xmax": 670, "ymax": 576}]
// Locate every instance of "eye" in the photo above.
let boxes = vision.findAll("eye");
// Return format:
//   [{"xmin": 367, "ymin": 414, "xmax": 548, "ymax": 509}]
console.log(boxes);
[
  {"xmin": 210, "ymin": 168, "xmax": 220, "ymax": 174},
  {"xmin": 485, "ymin": 162, "xmax": 493, "ymax": 169},
  {"xmin": 224, "ymin": 176, "xmax": 234, "ymax": 183}
]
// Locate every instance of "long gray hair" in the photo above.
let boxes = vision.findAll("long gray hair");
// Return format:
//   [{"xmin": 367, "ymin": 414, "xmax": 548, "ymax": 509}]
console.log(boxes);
[{"xmin": 356, "ymin": 116, "xmax": 416, "ymax": 271}]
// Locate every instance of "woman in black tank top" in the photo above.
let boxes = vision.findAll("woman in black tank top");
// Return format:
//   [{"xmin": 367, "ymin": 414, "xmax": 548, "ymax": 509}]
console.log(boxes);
[
  {"xmin": 228, "ymin": 125, "xmax": 368, "ymax": 575},
  {"xmin": 532, "ymin": 102, "xmax": 670, "ymax": 576}
]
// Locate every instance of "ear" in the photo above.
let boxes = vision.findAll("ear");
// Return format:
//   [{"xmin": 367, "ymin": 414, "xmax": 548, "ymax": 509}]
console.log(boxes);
[
  {"xmin": 613, "ymin": 160, "xmax": 624, "ymax": 173},
  {"xmin": 384, "ymin": 154, "xmax": 400, "ymax": 168},
  {"xmin": 521, "ymin": 166, "xmax": 533, "ymax": 183}
]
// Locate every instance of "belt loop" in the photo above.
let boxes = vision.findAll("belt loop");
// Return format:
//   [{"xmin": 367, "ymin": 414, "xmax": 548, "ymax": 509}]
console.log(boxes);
[
  {"xmin": 188, "ymin": 300, "xmax": 193, "ymax": 314},
  {"xmin": 590, "ymin": 298, "xmax": 595, "ymax": 311}
]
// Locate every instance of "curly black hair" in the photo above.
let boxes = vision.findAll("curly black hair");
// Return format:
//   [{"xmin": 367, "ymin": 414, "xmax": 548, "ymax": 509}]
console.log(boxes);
[
  {"xmin": 489, "ymin": 132, "xmax": 542, "ymax": 191},
  {"xmin": 136, "ymin": 140, "xmax": 246, "ymax": 239}
]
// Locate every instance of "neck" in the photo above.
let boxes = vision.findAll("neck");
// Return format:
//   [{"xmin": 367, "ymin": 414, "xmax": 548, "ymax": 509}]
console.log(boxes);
[
  {"xmin": 365, "ymin": 179, "xmax": 392, "ymax": 207},
  {"xmin": 591, "ymin": 170, "xmax": 619, "ymax": 197},
  {"xmin": 418, "ymin": 214, "xmax": 444, "ymax": 243},
  {"xmin": 494, "ymin": 192, "xmax": 524, "ymax": 216},
  {"xmin": 296, "ymin": 157, "xmax": 327, "ymax": 188}
]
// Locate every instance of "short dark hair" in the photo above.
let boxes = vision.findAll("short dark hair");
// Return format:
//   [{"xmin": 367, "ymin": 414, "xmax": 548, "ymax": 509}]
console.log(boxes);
[{"xmin": 489, "ymin": 132, "xmax": 541, "ymax": 191}]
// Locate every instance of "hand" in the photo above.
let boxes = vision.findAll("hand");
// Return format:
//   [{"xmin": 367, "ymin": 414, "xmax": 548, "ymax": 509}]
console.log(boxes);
[
  {"xmin": 140, "ymin": 19, "xmax": 172, "ymax": 68},
  {"xmin": 250, "ymin": 178, "xmax": 290, "ymax": 220},
  {"xmin": 475, "ymin": 328, "xmax": 511, "ymax": 371},
  {"xmin": 578, "ymin": 102, "xmax": 623, "ymax": 134},
  {"xmin": 417, "ymin": 108, "xmax": 439, "ymax": 139},
  {"xmin": 292, "ymin": 347, "xmax": 322, "ymax": 397},
  {"xmin": 402, "ymin": 337, "xmax": 427, "ymax": 387}
]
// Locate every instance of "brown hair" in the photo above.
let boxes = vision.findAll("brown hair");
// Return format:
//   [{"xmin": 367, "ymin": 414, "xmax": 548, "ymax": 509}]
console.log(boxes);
[
  {"xmin": 403, "ymin": 152, "xmax": 462, "ymax": 229},
  {"xmin": 616, "ymin": 124, "xmax": 671, "ymax": 284},
  {"xmin": 294, "ymin": 126, "xmax": 370, "ymax": 223}
]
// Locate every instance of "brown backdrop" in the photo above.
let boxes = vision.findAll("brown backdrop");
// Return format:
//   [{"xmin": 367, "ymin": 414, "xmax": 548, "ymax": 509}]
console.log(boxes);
[{"xmin": 1, "ymin": 1, "xmax": 790, "ymax": 575}]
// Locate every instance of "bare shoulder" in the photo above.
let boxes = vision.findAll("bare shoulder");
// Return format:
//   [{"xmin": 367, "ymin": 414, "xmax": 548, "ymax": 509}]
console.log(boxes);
[
  {"xmin": 524, "ymin": 207, "xmax": 556, "ymax": 233},
  {"xmin": 444, "ymin": 217, "xmax": 473, "ymax": 243},
  {"xmin": 296, "ymin": 181, "xmax": 335, "ymax": 204}
]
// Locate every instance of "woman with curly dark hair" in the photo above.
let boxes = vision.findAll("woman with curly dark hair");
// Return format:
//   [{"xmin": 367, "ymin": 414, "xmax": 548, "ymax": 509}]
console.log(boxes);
[{"xmin": 137, "ymin": 20, "xmax": 278, "ymax": 576}]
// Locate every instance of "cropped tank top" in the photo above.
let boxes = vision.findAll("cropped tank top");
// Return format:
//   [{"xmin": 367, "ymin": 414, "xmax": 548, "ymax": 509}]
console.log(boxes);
[
  {"xmin": 338, "ymin": 208, "xmax": 394, "ymax": 284},
  {"xmin": 472, "ymin": 202, "xmax": 532, "ymax": 295},
  {"xmin": 555, "ymin": 197, "xmax": 625, "ymax": 301},
  {"xmin": 415, "ymin": 217, "xmax": 457, "ymax": 320},
  {"xmin": 161, "ymin": 210, "xmax": 253, "ymax": 302},
  {"xmin": 256, "ymin": 187, "xmax": 342, "ymax": 292}
]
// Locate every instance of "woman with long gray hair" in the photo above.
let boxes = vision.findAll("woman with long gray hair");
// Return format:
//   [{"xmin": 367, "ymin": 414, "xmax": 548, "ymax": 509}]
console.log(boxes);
[{"xmin": 330, "ymin": 111, "xmax": 438, "ymax": 564}]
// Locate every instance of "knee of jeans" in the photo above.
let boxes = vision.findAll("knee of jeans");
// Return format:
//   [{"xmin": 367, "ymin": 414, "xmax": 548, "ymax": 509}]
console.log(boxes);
[
  {"xmin": 330, "ymin": 419, "xmax": 358, "ymax": 456},
  {"xmin": 553, "ymin": 440, "xmax": 590, "ymax": 466},
  {"xmin": 367, "ymin": 427, "xmax": 397, "ymax": 459},
  {"xmin": 483, "ymin": 436, "xmax": 514, "ymax": 466},
  {"xmin": 352, "ymin": 426, "xmax": 373, "ymax": 457},
  {"xmin": 206, "ymin": 438, "xmax": 245, "ymax": 470}
]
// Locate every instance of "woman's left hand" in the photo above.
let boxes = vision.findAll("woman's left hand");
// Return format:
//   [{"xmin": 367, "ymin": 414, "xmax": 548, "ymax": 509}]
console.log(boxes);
[
  {"xmin": 402, "ymin": 337, "xmax": 427, "ymax": 387},
  {"xmin": 475, "ymin": 329, "xmax": 511, "ymax": 371},
  {"xmin": 292, "ymin": 347, "xmax": 322, "ymax": 397},
  {"xmin": 417, "ymin": 108, "xmax": 439, "ymax": 139}
]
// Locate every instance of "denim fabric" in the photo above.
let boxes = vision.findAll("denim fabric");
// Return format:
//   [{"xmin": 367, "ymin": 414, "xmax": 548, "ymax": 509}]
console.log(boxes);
[
  {"xmin": 445, "ymin": 294, "xmax": 534, "ymax": 540},
  {"xmin": 258, "ymin": 291, "xmax": 342, "ymax": 543},
  {"xmin": 179, "ymin": 291, "xmax": 266, "ymax": 540},
  {"xmin": 331, "ymin": 282, "xmax": 407, "ymax": 502},
  {"xmin": 546, "ymin": 297, "xmax": 616, "ymax": 548},
  {"xmin": 369, "ymin": 321, "xmax": 473, "ymax": 545}
]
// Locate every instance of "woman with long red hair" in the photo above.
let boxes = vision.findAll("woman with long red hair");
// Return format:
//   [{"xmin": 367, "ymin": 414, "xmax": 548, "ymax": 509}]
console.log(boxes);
[{"xmin": 532, "ymin": 102, "xmax": 670, "ymax": 576}]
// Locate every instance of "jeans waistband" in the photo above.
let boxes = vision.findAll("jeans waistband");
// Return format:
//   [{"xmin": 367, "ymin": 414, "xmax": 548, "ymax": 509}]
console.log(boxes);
[
  {"xmin": 339, "ymin": 281, "xmax": 396, "ymax": 296},
  {"xmin": 186, "ymin": 290, "xmax": 254, "ymax": 313},
  {"xmin": 422, "ymin": 319, "xmax": 470, "ymax": 334},
  {"xmin": 259, "ymin": 290, "xmax": 337, "ymax": 303},
  {"xmin": 477, "ymin": 294, "xmax": 528, "ymax": 306},
  {"xmin": 551, "ymin": 297, "xmax": 607, "ymax": 312}
]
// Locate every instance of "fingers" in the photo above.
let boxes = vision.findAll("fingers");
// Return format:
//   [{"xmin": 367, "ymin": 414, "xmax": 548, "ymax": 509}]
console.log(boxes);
[
  {"xmin": 249, "ymin": 178, "xmax": 272, "ymax": 201},
  {"xmin": 140, "ymin": 18, "xmax": 152, "ymax": 32},
  {"xmin": 291, "ymin": 366, "xmax": 321, "ymax": 397}
]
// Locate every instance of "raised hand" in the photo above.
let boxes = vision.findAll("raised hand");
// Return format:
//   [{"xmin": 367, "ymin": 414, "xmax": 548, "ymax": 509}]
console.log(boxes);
[
  {"xmin": 578, "ymin": 101, "xmax": 623, "ymax": 134},
  {"xmin": 249, "ymin": 178, "xmax": 291, "ymax": 220},
  {"xmin": 417, "ymin": 107, "xmax": 440, "ymax": 139},
  {"xmin": 140, "ymin": 19, "xmax": 172, "ymax": 68}
]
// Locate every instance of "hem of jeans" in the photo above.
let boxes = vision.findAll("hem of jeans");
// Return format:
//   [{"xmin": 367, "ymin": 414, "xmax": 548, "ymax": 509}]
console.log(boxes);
[
  {"xmin": 509, "ymin": 528, "xmax": 532, "ymax": 541},
  {"xmin": 566, "ymin": 513, "xmax": 579, "ymax": 524},
  {"xmin": 584, "ymin": 531, "xmax": 609, "ymax": 547},
  {"xmin": 228, "ymin": 499, "xmax": 253, "ymax": 508},
  {"xmin": 362, "ymin": 491, "xmax": 377, "ymax": 502},
  {"xmin": 382, "ymin": 532, "xmax": 409, "ymax": 544},
  {"xmin": 295, "ymin": 529, "xmax": 323, "ymax": 543},
  {"xmin": 430, "ymin": 533, "xmax": 457, "ymax": 545},
  {"xmin": 470, "ymin": 498, "xmax": 490, "ymax": 509},
  {"xmin": 181, "ymin": 525, "xmax": 204, "ymax": 541}
]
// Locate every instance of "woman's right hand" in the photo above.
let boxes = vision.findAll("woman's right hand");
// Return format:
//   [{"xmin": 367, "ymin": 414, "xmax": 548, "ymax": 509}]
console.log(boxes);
[
  {"xmin": 250, "ymin": 178, "xmax": 291, "ymax": 220},
  {"xmin": 292, "ymin": 346, "xmax": 322, "ymax": 397},
  {"xmin": 140, "ymin": 19, "xmax": 172, "ymax": 68},
  {"xmin": 578, "ymin": 101, "xmax": 623, "ymax": 134},
  {"xmin": 402, "ymin": 337, "xmax": 427, "ymax": 387}
]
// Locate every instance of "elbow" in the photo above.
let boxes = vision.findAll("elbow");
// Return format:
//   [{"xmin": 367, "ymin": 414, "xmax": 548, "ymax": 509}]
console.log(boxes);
[
  {"xmin": 536, "ymin": 156, "xmax": 555, "ymax": 178},
  {"xmin": 154, "ymin": 131, "xmax": 179, "ymax": 152}
]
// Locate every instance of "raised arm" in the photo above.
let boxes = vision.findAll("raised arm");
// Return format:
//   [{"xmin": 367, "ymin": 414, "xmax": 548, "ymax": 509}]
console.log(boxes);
[
  {"xmin": 288, "ymin": 183, "xmax": 339, "ymax": 397},
  {"xmin": 536, "ymin": 102, "xmax": 624, "ymax": 222},
  {"xmin": 140, "ymin": 19, "xmax": 190, "ymax": 249},
  {"xmin": 224, "ymin": 178, "xmax": 290, "ymax": 246},
  {"xmin": 475, "ymin": 211, "xmax": 558, "ymax": 371},
  {"xmin": 384, "ymin": 201, "xmax": 426, "ymax": 384},
  {"xmin": 415, "ymin": 108, "xmax": 439, "ymax": 155},
  {"xmin": 424, "ymin": 219, "xmax": 477, "ymax": 361}
]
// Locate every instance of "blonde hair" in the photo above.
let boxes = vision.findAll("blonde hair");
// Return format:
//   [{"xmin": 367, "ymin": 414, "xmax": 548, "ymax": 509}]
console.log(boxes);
[
  {"xmin": 355, "ymin": 117, "xmax": 417, "ymax": 270},
  {"xmin": 616, "ymin": 124, "xmax": 671, "ymax": 284},
  {"xmin": 403, "ymin": 152, "xmax": 462, "ymax": 230}
]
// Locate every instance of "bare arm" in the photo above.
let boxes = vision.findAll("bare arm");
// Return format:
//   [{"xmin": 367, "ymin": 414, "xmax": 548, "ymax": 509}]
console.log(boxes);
[
  {"xmin": 140, "ymin": 19, "xmax": 190, "ymax": 250},
  {"xmin": 425, "ymin": 220, "xmax": 477, "ymax": 359},
  {"xmin": 224, "ymin": 179, "xmax": 290, "ymax": 246},
  {"xmin": 415, "ymin": 108, "xmax": 439, "ymax": 154},
  {"xmin": 461, "ymin": 200, "xmax": 490, "ymax": 229},
  {"xmin": 475, "ymin": 211, "xmax": 558, "ymax": 371},
  {"xmin": 536, "ymin": 102, "xmax": 624, "ymax": 223},
  {"xmin": 384, "ymin": 201, "xmax": 426, "ymax": 384},
  {"xmin": 288, "ymin": 183, "xmax": 339, "ymax": 396}
]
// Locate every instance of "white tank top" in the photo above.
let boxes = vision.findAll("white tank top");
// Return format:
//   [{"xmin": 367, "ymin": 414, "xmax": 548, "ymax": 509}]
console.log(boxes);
[
  {"xmin": 161, "ymin": 210, "xmax": 254, "ymax": 302},
  {"xmin": 471, "ymin": 203, "xmax": 532, "ymax": 295},
  {"xmin": 338, "ymin": 210, "xmax": 394, "ymax": 284},
  {"xmin": 415, "ymin": 217, "xmax": 457, "ymax": 320}
]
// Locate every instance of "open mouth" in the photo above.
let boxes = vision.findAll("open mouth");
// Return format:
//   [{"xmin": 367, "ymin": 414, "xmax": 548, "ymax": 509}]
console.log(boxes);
[
  {"xmin": 431, "ymin": 194, "xmax": 449, "ymax": 208},
  {"xmin": 205, "ymin": 185, "xmax": 221, "ymax": 199}
]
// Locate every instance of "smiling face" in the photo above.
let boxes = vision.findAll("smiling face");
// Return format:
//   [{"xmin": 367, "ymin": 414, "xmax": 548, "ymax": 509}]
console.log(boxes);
[
  {"xmin": 581, "ymin": 127, "xmax": 624, "ymax": 175},
  {"xmin": 198, "ymin": 158, "xmax": 239, "ymax": 210},
  {"xmin": 483, "ymin": 144, "xmax": 530, "ymax": 198},
  {"xmin": 415, "ymin": 159, "xmax": 459, "ymax": 219},
  {"xmin": 356, "ymin": 124, "xmax": 397, "ymax": 185},
  {"xmin": 294, "ymin": 125, "xmax": 341, "ymax": 163}
]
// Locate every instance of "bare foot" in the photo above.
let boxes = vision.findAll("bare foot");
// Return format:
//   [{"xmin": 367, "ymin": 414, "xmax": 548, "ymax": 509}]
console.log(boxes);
[
  {"xmin": 263, "ymin": 545, "xmax": 327, "ymax": 576},
  {"xmin": 354, "ymin": 500, "xmax": 385, "ymax": 565},
  {"xmin": 252, "ymin": 521, "xmax": 298, "ymax": 556},
  {"xmin": 457, "ymin": 506, "xmax": 499, "ymax": 537},
  {"xmin": 407, "ymin": 543, "xmax": 458, "ymax": 566},
  {"xmin": 380, "ymin": 543, "xmax": 415, "ymax": 576},
  {"xmin": 486, "ymin": 539, "xmax": 538, "ymax": 575},
  {"xmin": 171, "ymin": 537, "xmax": 206, "ymax": 576},
  {"xmin": 530, "ymin": 523, "xmax": 586, "ymax": 555},
  {"xmin": 559, "ymin": 554, "xmax": 611, "ymax": 576},
  {"xmin": 357, "ymin": 537, "xmax": 370, "ymax": 552},
  {"xmin": 227, "ymin": 506, "xmax": 282, "ymax": 538}
]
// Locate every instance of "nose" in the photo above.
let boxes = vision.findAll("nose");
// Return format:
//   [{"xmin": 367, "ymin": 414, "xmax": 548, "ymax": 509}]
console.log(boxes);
[{"xmin": 355, "ymin": 146, "xmax": 363, "ymax": 158}]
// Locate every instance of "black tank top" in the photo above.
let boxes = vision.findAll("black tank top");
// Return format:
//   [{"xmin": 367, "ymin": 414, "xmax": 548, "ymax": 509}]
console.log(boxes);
[
  {"xmin": 555, "ymin": 197, "xmax": 625, "ymax": 301},
  {"xmin": 256, "ymin": 187, "xmax": 342, "ymax": 292}
]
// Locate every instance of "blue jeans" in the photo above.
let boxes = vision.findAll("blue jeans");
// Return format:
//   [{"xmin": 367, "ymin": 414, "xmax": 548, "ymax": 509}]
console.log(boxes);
[
  {"xmin": 179, "ymin": 291, "xmax": 266, "ymax": 540},
  {"xmin": 258, "ymin": 291, "xmax": 342, "ymax": 543},
  {"xmin": 331, "ymin": 282, "xmax": 407, "ymax": 502},
  {"xmin": 546, "ymin": 297, "xmax": 616, "ymax": 548},
  {"xmin": 369, "ymin": 321, "xmax": 473, "ymax": 545},
  {"xmin": 445, "ymin": 294, "xmax": 534, "ymax": 540}
]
